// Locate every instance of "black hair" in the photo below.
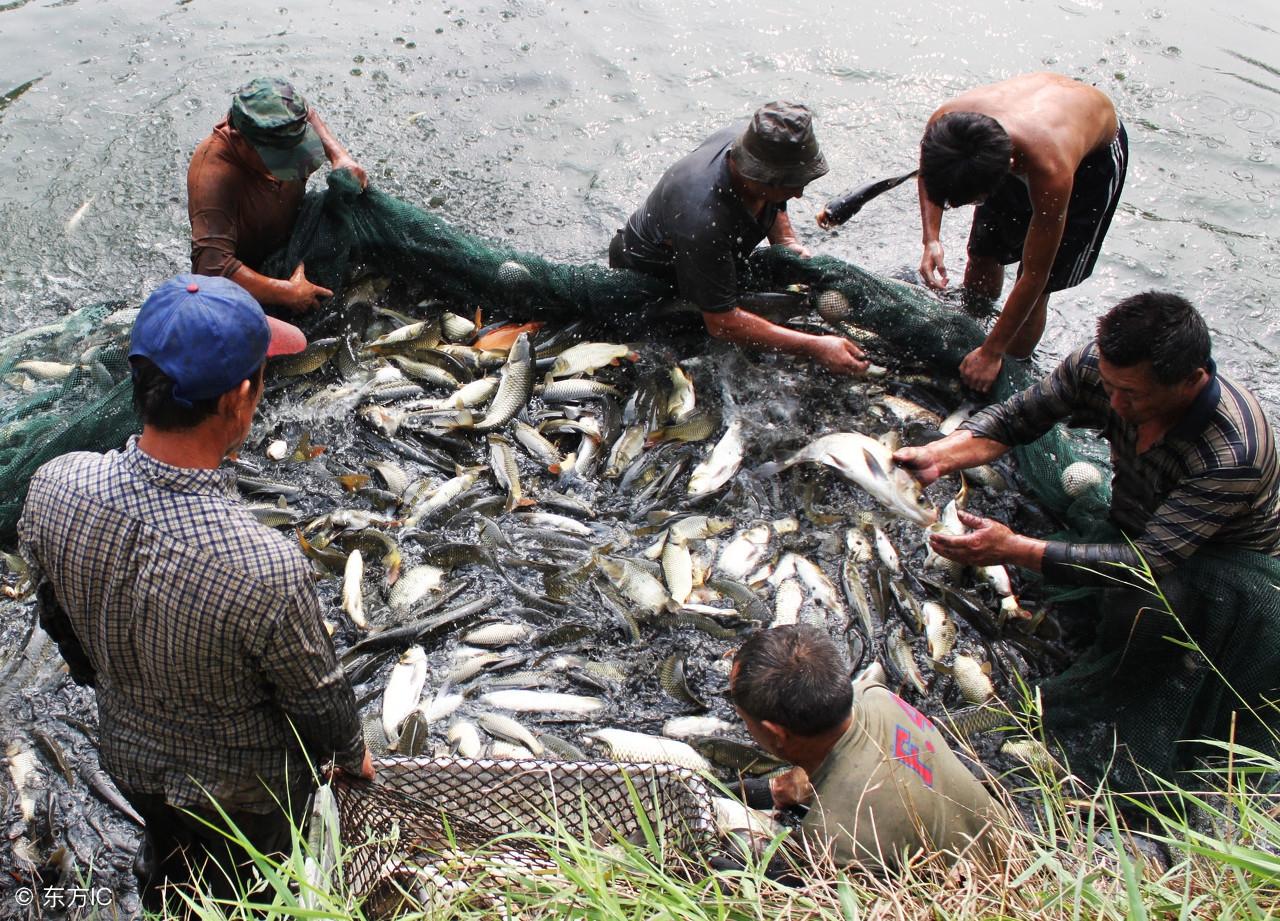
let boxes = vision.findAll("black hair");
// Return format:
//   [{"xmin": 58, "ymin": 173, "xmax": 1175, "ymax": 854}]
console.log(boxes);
[
  {"xmin": 1096, "ymin": 291, "xmax": 1211, "ymax": 385},
  {"xmin": 130, "ymin": 358, "xmax": 263, "ymax": 431},
  {"xmin": 731, "ymin": 624, "xmax": 852, "ymax": 737},
  {"xmin": 919, "ymin": 112, "xmax": 1013, "ymax": 208}
]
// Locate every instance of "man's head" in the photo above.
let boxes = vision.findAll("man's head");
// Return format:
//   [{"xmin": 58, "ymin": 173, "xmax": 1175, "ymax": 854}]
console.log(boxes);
[
  {"xmin": 729, "ymin": 625, "xmax": 853, "ymax": 762},
  {"xmin": 919, "ymin": 112, "xmax": 1013, "ymax": 208},
  {"xmin": 228, "ymin": 77, "xmax": 326, "ymax": 181},
  {"xmin": 129, "ymin": 275, "xmax": 305, "ymax": 448},
  {"xmin": 731, "ymin": 101, "xmax": 829, "ymax": 196},
  {"xmin": 1095, "ymin": 291, "xmax": 1212, "ymax": 425}
]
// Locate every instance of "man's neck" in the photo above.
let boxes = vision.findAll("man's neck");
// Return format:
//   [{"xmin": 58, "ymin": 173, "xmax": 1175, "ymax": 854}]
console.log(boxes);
[
  {"xmin": 137, "ymin": 425, "xmax": 228, "ymax": 470},
  {"xmin": 789, "ymin": 716, "xmax": 852, "ymax": 776},
  {"xmin": 1137, "ymin": 372, "xmax": 1213, "ymax": 451}
]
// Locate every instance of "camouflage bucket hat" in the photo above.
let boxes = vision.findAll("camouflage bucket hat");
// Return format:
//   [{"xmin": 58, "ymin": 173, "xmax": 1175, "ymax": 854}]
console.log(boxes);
[
  {"xmin": 732, "ymin": 101, "xmax": 829, "ymax": 188},
  {"xmin": 229, "ymin": 77, "xmax": 325, "ymax": 181}
]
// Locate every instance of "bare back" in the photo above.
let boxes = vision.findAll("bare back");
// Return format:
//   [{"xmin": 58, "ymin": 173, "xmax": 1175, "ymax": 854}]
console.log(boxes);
[{"xmin": 934, "ymin": 73, "xmax": 1117, "ymax": 189}]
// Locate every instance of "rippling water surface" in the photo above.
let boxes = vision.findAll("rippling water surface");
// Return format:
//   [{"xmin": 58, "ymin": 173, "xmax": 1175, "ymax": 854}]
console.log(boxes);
[{"xmin": 0, "ymin": 0, "xmax": 1276, "ymax": 404}]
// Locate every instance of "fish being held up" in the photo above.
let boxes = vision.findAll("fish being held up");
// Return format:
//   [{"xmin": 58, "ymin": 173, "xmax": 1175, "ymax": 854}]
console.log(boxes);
[{"xmin": 756, "ymin": 432, "xmax": 937, "ymax": 527}]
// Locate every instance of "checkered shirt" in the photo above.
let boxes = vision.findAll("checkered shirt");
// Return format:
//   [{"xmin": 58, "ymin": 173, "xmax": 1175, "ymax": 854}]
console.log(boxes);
[
  {"xmin": 962, "ymin": 343, "xmax": 1280, "ymax": 582},
  {"xmin": 18, "ymin": 437, "xmax": 364, "ymax": 812}
]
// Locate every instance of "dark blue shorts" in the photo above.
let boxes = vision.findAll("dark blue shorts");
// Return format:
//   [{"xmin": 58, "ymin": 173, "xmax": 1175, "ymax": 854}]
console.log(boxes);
[{"xmin": 967, "ymin": 121, "xmax": 1128, "ymax": 293}]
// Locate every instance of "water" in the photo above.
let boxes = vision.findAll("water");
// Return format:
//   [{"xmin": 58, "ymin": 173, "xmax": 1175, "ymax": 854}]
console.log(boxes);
[
  {"xmin": 1, "ymin": 0, "xmax": 1279, "ymax": 908},
  {"xmin": 0, "ymin": 0, "xmax": 1277, "ymax": 403}
]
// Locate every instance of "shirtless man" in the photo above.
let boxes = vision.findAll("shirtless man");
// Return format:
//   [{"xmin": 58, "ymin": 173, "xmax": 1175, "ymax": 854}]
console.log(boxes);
[{"xmin": 917, "ymin": 73, "xmax": 1127, "ymax": 392}]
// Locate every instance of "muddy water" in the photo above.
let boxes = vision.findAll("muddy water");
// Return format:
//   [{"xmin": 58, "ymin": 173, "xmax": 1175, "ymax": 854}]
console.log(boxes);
[{"xmin": 1, "ymin": 0, "xmax": 1278, "ymax": 911}]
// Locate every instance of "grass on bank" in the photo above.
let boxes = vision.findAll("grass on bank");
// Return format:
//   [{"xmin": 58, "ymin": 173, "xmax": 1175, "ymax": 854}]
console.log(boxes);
[{"xmin": 153, "ymin": 557, "xmax": 1280, "ymax": 920}]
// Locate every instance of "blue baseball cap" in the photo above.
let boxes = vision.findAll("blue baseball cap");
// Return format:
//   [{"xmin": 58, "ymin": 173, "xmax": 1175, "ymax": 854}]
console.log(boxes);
[{"xmin": 129, "ymin": 274, "xmax": 306, "ymax": 406}]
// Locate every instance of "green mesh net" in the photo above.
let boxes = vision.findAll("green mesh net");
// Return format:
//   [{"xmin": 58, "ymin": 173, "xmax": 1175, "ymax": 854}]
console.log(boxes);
[{"xmin": 1, "ymin": 170, "xmax": 1275, "ymax": 793}]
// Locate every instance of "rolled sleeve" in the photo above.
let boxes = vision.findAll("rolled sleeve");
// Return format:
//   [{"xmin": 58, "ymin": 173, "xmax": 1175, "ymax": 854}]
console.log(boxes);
[
  {"xmin": 1042, "ymin": 465, "xmax": 1260, "ymax": 585},
  {"xmin": 259, "ymin": 586, "xmax": 364, "ymax": 773}
]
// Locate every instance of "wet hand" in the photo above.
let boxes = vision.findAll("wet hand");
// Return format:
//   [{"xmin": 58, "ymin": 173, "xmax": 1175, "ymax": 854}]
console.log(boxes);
[
  {"xmin": 920, "ymin": 241, "xmax": 948, "ymax": 289},
  {"xmin": 892, "ymin": 445, "xmax": 943, "ymax": 486},
  {"xmin": 816, "ymin": 208, "xmax": 835, "ymax": 230},
  {"xmin": 769, "ymin": 767, "xmax": 812, "ymax": 808},
  {"xmin": 960, "ymin": 345, "xmax": 1003, "ymax": 393},
  {"xmin": 283, "ymin": 262, "xmax": 334, "ymax": 314},
  {"xmin": 813, "ymin": 336, "xmax": 868, "ymax": 376},
  {"xmin": 782, "ymin": 239, "xmax": 812, "ymax": 259},
  {"xmin": 929, "ymin": 510, "xmax": 1015, "ymax": 566},
  {"xmin": 333, "ymin": 157, "xmax": 369, "ymax": 189}
]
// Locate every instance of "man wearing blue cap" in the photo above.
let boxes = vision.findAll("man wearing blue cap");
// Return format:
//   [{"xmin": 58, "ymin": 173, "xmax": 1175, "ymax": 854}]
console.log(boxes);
[
  {"xmin": 18, "ymin": 275, "xmax": 373, "ymax": 911},
  {"xmin": 188, "ymin": 77, "xmax": 368, "ymax": 314}
]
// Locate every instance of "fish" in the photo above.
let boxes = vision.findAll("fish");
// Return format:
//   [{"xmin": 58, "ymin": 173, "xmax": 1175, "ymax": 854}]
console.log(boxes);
[
  {"xmin": 923, "ymin": 601, "xmax": 956, "ymax": 660},
  {"xmin": 597, "ymin": 555, "xmax": 672, "ymax": 614},
  {"xmin": 65, "ymin": 193, "xmax": 97, "ymax": 233},
  {"xmin": 586, "ymin": 728, "xmax": 711, "ymax": 772},
  {"xmin": 658, "ymin": 653, "xmax": 707, "ymax": 709},
  {"xmin": 886, "ymin": 624, "xmax": 929, "ymax": 696},
  {"xmin": 540, "ymin": 379, "xmax": 620, "ymax": 402},
  {"xmin": 934, "ymin": 654, "xmax": 996, "ymax": 705},
  {"xmin": 475, "ymin": 321, "xmax": 542, "ymax": 352},
  {"xmin": 269, "ymin": 337, "xmax": 340, "ymax": 377},
  {"xmin": 479, "ymin": 690, "xmax": 605, "ymax": 715},
  {"xmin": 789, "ymin": 554, "xmax": 846, "ymax": 626},
  {"xmin": 939, "ymin": 705, "xmax": 1007, "ymax": 738},
  {"xmin": 665, "ymin": 366, "xmax": 697, "ymax": 422},
  {"xmin": 418, "ymin": 687, "xmax": 463, "ymax": 723},
  {"xmin": 404, "ymin": 469, "xmax": 482, "ymax": 526},
  {"xmin": 362, "ymin": 320, "xmax": 442, "ymax": 356},
  {"xmin": 487, "ymin": 434, "xmax": 526, "ymax": 511},
  {"xmin": 477, "ymin": 713, "xmax": 544, "ymax": 756},
  {"xmin": 341, "ymin": 550, "xmax": 368, "ymax": 629},
  {"xmin": 462, "ymin": 622, "xmax": 533, "ymax": 647},
  {"xmin": 841, "ymin": 543, "xmax": 877, "ymax": 638},
  {"xmin": 692, "ymin": 737, "xmax": 787, "ymax": 776},
  {"xmin": 381, "ymin": 646, "xmax": 428, "ymax": 739},
  {"xmin": 441, "ymin": 311, "xmax": 477, "ymax": 343},
  {"xmin": 537, "ymin": 732, "xmax": 588, "ymax": 761},
  {"xmin": 447, "ymin": 720, "xmax": 483, "ymax": 758},
  {"xmin": 662, "ymin": 716, "xmax": 735, "ymax": 740},
  {"xmin": 371, "ymin": 460, "xmax": 411, "ymax": 497},
  {"xmin": 549, "ymin": 342, "xmax": 637, "ymax": 378},
  {"xmin": 772, "ymin": 579, "xmax": 804, "ymax": 627},
  {"xmin": 661, "ymin": 538, "xmax": 695, "ymax": 605},
  {"xmin": 756, "ymin": 432, "xmax": 937, "ymax": 527},
  {"xmin": 389, "ymin": 355, "xmax": 461, "ymax": 388},
  {"xmin": 669, "ymin": 515, "xmax": 734, "ymax": 543},
  {"xmin": 6, "ymin": 741, "xmax": 37, "ymax": 822},
  {"xmin": 386, "ymin": 564, "xmax": 445, "ymax": 614},
  {"xmin": 977, "ymin": 564, "xmax": 1031, "ymax": 620},
  {"xmin": 924, "ymin": 500, "xmax": 966, "ymax": 581},
  {"xmin": 1001, "ymin": 738, "xmax": 1065, "ymax": 776},
  {"xmin": 472, "ymin": 332, "xmax": 535, "ymax": 432},
  {"xmin": 512, "ymin": 420, "xmax": 565, "ymax": 472},
  {"xmin": 13, "ymin": 360, "xmax": 73, "ymax": 381},
  {"xmin": 392, "ymin": 710, "xmax": 431, "ymax": 756},
  {"xmin": 717, "ymin": 526, "xmax": 773, "ymax": 583},
  {"xmin": 687, "ymin": 419, "xmax": 746, "ymax": 498},
  {"xmin": 871, "ymin": 524, "xmax": 901, "ymax": 574},
  {"xmin": 604, "ymin": 425, "xmax": 646, "ymax": 479},
  {"xmin": 646, "ymin": 410, "xmax": 719, "ymax": 446}
]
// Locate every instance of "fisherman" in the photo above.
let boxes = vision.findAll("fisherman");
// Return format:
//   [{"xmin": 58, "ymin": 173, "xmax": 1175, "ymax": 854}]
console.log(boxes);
[
  {"xmin": 17, "ymin": 275, "xmax": 373, "ymax": 912},
  {"xmin": 729, "ymin": 625, "xmax": 1004, "ymax": 872},
  {"xmin": 610, "ymin": 101, "xmax": 868, "ymax": 376},
  {"xmin": 914, "ymin": 73, "xmax": 1127, "ymax": 392},
  {"xmin": 896, "ymin": 291, "xmax": 1280, "ymax": 586},
  {"xmin": 187, "ymin": 76, "xmax": 368, "ymax": 314}
]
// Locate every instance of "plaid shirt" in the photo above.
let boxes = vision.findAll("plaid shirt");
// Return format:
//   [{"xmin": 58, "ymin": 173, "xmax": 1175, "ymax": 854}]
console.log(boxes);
[
  {"xmin": 18, "ymin": 437, "xmax": 364, "ymax": 813},
  {"xmin": 963, "ymin": 343, "xmax": 1280, "ymax": 584}
]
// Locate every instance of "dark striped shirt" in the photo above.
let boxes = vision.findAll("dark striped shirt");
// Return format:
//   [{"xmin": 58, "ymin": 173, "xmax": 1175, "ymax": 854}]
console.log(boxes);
[
  {"xmin": 18, "ymin": 437, "xmax": 364, "ymax": 812},
  {"xmin": 962, "ymin": 343, "xmax": 1280, "ymax": 583}
]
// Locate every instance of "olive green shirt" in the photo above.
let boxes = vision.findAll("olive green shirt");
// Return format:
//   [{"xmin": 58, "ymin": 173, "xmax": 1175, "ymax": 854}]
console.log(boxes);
[{"xmin": 800, "ymin": 685, "xmax": 1003, "ymax": 871}]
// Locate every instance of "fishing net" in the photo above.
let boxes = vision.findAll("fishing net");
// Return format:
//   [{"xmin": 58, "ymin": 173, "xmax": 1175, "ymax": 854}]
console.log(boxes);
[
  {"xmin": 1, "ymin": 169, "xmax": 1274, "ymax": 795},
  {"xmin": 330, "ymin": 755, "xmax": 716, "ymax": 914}
]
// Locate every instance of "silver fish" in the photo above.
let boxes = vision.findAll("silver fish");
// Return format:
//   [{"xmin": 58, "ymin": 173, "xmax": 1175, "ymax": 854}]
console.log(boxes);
[
  {"xmin": 477, "ymin": 713, "xmax": 544, "ymax": 756},
  {"xmin": 665, "ymin": 366, "xmax": 697, "ymax": 422},
  {"xmin": 487, "ymin": 434, "xmax": 525, "ymax": 512},
  {"xmin": 341, "ymin": 550, "xmax": 368, "ymax": 629},
  {"xmin": 549, "ymin": 342, "xmax": 637, "ymax": 378},
  {"xmin": 923, "ymin": 601, "xmax": 956, "ymax": 660},
  {"xmin": 758, "ymin": 432, "xmax": 937, "ymax": 527},
  {"xmin": 887, "ymin": 624, "xmax": 929, "ymax": 695},
  {"xmin": 661, "ymin": 537, "xmax": 695, "ymax": 605},
  {"xmin": 386, "ymin": 564, "xmax": 445, "ymax": 614},
  {"xmin": 662, "ymin": 716, "xmax": 734, "ymax": 740},
  {"xmin": 586, "ymin": 728, "xmax": 710, "ymax": 772},
  {"xmin": 472, "ymin": 332, "xmax": 535, "ymax": 432},
  {"xmin": 447, "ymin": 720, "xmax": 483, "ymax": 758},
  {"xmin": 479, "ymin": 690, "xmax": 605, "ymax": 715},
  {"xmin": 382, "ymin": 646, "xmax": 428, "ymax": 739},
  {"xmin": 597, "ymin": 555, "xmax": 671, "ymax": 614},
  {"xmin": 687, "ymin": 419, "xmax": 746, "ymax": 498},
  {"xmin": 463, "ymin": 622, "xmax": 532, "ymax": 647}
]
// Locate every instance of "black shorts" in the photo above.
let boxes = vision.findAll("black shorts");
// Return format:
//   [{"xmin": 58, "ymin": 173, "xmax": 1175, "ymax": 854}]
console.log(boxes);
[{"xmin": 967, "ymin": 121, "xmax": 1128, "ymax": 293}]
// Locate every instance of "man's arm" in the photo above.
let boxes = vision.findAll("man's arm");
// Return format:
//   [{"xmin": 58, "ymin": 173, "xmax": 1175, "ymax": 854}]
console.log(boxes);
[
  {"xmin": 230, "ymin": 262, "xmax": 332, "ymax": 315},
  {"xmin": 961, "ymin": 172, "xmax": 1071, "ymax": 390},
  {"xmin": 893, "ymin": 430, "xmax": 1011, "ymax": 486},
  {"xmin": 258, "ymin": 586, "xmax": 370, "ymax": 778},
  {"xmin": 703, "ymin": 308, "xmax": 867, "ymax": 375},
  {"xmin": 766, "ymin": 211, "xmax": 810, "ymax": 258},
  {"xmin": 34, "ymin": 581, "xmax": 97, "ymax": 687},
  {"xmin": 918, "ymin": 173, "xmax": 948, "ymax": 289},
  {"xmin": 307, "ymin": 109, "xmax": 368, "ymax": 189}
]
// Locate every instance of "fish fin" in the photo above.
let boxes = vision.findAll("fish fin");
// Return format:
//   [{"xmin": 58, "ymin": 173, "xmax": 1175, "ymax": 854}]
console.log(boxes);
[
  {"xmin": 515, "ymin": 497, "xmax": 537, "ymax": 508},
  {"xmin": 754, "ymin": 461, "xmax": 782, "ymax": 478},
  {"xmin": 548, "ymin": 463, "xmax": 562, "ymax": 475},
  {"xmin": 862, "ymin": 448, "xmax": 889, "ymax": 482}
]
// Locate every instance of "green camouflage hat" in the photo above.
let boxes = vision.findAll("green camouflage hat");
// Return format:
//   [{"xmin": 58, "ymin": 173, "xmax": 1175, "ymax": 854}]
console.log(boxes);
[
  {"xmin": 228, "ymin": 77, "xmax": 326, "ymax": 181},
  {"xmin": 732, "ymin": 101, "xmax": 829, "ymax": 189}
]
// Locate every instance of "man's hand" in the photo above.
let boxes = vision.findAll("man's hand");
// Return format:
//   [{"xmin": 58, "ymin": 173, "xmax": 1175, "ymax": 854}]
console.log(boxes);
[
  {"xmin": 920, "ymin": 240, "xmax": 948, "ymax": 289},
  {"xmin": 782, "ymin": 239, "xmax": 812, "ymax": 259},
  {"xmin": 960, "ymin": 345, "xmax": 1004, "ymax": 393},
  {"xmin": 893, "ymin": 444, "xmax": 945, "ymax": 487},
  {"xmin": 281, "ymin": 262, "xmax": 333, "ymax": 314},
  {"xmin": 811, "ymin": 336, "xmax": 869, "ymax": 376},
  {"xmin": 929, "ymin": 510, "xmax": 1016, "ymax": 566},
  {"xmin": 332, "ymin": 156, "xmax": 368, "ymax": 190},
  {"xmin": 324, "ymin": 747, "xmax": 376, "ymax": 782},
  {"xmin": 815, "ymin": 208, "xmax": 835, "ymax": 230},
  {"xmin": 769, "ymin": 767, "xmax": 813, "ymax": 809}
]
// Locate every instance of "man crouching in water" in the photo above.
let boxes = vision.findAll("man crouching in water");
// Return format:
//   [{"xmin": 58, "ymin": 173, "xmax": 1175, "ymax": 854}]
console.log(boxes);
[{"xmin": 729, "ymin": 625, "xmax": 1005, "ymax": 872}]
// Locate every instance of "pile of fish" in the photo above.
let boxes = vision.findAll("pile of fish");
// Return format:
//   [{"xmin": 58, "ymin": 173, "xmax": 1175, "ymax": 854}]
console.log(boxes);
[{"xmin": 0, "ymin": 274, "xmax": 1073, "ymax": 893}]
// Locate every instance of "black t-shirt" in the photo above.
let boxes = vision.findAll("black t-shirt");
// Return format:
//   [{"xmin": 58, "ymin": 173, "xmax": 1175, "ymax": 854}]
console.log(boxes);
[{"xmin": 621, "ymin": 122, "xmax": 783, "ymax": 312}]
